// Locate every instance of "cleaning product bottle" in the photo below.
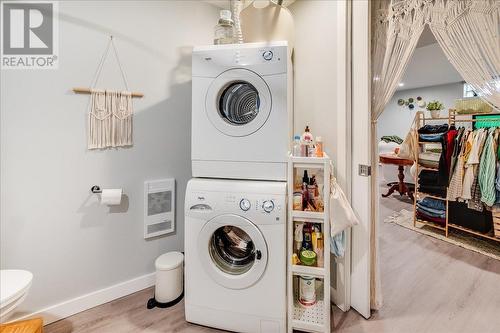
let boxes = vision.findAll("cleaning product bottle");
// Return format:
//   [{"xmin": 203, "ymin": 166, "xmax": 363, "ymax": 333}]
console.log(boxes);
[
  {"xmin": 214, "ymin": 10, "xmax": 235, "ymax": 45},
  {"xmin": 315, "ymin": 136, "xmax": 323, "ymax": 157},
  {"xmin": 293, "ymin": 135, "xmax": 302, "ymax": 156},
  {"xmin": 316, "ymin": 237, "xmax": 324, "ymax": 267},
  {"xmin": 301, "ymin": 126, "xmax": 314, "ymax": 157},
  {"xmin": 302, "ymin": 170, "xmax": 309, "ymax": 210},
  {"xmin": 302, "ymin": 223, "xmax": 312, "ymax": 250},
  {"xmin": 294, "ymin": 223, "xmax": 304, "ymax": 255},
  {"xmin": 301, "ymin": 126, "xmax": 313, "ymax": 142}
]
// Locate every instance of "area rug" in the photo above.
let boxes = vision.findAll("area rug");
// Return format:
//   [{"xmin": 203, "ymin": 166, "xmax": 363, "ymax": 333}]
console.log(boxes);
[{"xmin": 385, "ymin": 209, "xmax": 500, "ymax": 261}]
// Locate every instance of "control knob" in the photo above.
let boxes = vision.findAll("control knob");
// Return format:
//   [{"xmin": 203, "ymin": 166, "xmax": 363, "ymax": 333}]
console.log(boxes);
[
  {"xmin": 262, "ymin": 200, "xmax": 275, "ymax": 213},
  {"xmin": 240, "ymin": 198, "xmax": 251, "ymax": 211}
]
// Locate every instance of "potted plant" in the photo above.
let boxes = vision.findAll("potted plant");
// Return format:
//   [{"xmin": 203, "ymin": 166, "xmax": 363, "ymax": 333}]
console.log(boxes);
[{"xmin": 427, "ymin": 100, "xmax": 444, "ymax": 119}]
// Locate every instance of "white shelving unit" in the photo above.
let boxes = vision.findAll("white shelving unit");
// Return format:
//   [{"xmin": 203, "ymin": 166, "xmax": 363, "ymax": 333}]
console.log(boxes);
[{"xmin": 287, "ymin": 154, "xmax": 331, "ymax": 333}]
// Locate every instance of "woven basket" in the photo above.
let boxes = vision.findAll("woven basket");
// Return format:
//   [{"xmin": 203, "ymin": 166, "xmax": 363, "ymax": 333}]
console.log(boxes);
[{"xmin": 455, "ymin": 97, "xmax": 492, "ymax": 114}]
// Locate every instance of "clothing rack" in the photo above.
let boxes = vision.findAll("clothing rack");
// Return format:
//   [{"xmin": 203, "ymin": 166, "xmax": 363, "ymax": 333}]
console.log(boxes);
[{"xmin": 413, "ymin": 110, "xmax": 500, "ymax": 242}]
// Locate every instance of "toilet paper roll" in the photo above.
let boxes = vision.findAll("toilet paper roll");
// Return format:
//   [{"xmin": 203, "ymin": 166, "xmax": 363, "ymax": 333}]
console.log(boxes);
[{"xmin": 100, "ymin": 189, "xmax": 123, "ymax": 205}]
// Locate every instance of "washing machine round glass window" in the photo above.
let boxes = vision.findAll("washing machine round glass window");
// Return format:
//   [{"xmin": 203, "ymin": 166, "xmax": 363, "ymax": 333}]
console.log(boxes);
[
  {"xmin": 218, "ymin": 81, "xmax": 260, "ymax": 125},
  {"xmin": 209, "ymin": 225, "xmax": 256, "ymax": 275}
]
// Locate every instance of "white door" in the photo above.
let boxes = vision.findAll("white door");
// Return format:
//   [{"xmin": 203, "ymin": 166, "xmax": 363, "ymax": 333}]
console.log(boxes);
[
  {"xmin": 205, "ymin": 69, "xmax": 272, "ymax": 137},
  {"xmin": 197, "ymin": 214, "xmax": 268, "ymax": 290},
  {"xmin": 350, "ymin": 0, "xmax": 372, "ymax": 319}
]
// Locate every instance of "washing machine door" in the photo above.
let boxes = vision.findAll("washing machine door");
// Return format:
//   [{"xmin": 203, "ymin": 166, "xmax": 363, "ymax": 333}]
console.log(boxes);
[
  {"xmin": 198, "ymin": 214, "xmax": 268, "ymax": 290},
  {"xmin": 205, "ymin": 68, "xmax": 272, "ymax": 137}
]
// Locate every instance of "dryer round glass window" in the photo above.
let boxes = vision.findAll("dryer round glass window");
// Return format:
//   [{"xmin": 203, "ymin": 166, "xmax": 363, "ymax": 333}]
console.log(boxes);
[
  {"xmin": 218, "ymin": 81, "xmax": 260, "ymax": 125},
  {"xmin": 209, "ymin": 225, "xmax": 255, "ymax": 275},
  {"xmin": 206, "ymin": 69, "xmax": 272, "ymax": 137}
]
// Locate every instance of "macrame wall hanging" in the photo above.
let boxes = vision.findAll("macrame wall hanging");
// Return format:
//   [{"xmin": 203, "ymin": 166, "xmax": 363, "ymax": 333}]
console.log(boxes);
[{"xmin": 73, "ymin": 36, "xmax": 143, "ymax": 149}]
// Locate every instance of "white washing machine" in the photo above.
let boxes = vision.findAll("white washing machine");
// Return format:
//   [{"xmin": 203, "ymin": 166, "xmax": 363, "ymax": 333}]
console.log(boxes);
[
  {"xmin": 184, "ymin": 178, "xmax": 286, "ymax": 333},
  {"xmin": 191, "ymin": 41, "xmax": 292, "ymax": 181}
]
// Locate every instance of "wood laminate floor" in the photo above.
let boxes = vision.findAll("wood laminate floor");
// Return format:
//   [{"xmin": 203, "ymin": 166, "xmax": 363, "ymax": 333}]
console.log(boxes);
[{"xmin": 45, "ymin": 187, "xmax": 500, "ymax": 333}]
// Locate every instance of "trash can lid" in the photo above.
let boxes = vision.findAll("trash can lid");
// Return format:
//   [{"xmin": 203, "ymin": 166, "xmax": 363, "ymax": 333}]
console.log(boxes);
[{"xmin": 155, "ymin": 251, "xmax": 184, "ymax": 271}]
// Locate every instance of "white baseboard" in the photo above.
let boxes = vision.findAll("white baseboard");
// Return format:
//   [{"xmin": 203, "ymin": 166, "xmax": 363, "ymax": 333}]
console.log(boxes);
[{"xmin": 13, "ymin": 272, "xmax": 155, "ymax": 325}]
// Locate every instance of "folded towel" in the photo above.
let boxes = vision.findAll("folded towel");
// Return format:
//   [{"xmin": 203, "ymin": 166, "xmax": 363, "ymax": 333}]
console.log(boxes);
[{"xmin": 381, "ymin": 135, "xmax": 403, "ymax": 144}]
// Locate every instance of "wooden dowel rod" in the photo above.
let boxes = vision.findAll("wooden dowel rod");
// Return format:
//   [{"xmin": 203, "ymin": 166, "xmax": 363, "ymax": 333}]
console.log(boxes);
[{"xmin": 72, "ymin": 87, "xmax": 144, "ymax": 98}]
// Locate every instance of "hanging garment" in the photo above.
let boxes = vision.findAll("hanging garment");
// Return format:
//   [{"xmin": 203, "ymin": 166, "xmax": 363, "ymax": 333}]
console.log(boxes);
[
  {"xmin": 449, "ymin": 127, "xmax": 465, "ymax": 182},
  {"xmin": 462, "ymin": 129, "xmax": 485, "ymax": 200},
  {"xmin": 438, "ymin": 127, "xmax": 458, "ymax": 186},
  {"xmin": 447, "ymin": 130, "xmax": 472, "ymax": 201},
  {"xmin": 398, "ymin": 128, "xmax": 419, "ymax": 161},
  {"xmin": 468, "ymin": 130, "xmax": 489, "ymax": 211},
  {"xmin": 479, "ymin": 129, "xmax": 497, "ymax": 207}
]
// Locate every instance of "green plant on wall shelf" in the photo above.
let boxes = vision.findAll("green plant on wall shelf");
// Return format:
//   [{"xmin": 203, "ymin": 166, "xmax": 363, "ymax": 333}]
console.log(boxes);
[{"xmin": 427, "ymin": 100, "xmax": 444, "ymax": 119}]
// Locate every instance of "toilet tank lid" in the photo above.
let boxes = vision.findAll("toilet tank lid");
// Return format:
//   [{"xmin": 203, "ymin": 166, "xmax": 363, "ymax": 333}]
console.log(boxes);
[
  {"xmin": 155, "ymin": 252, "xmax": 184, "ymax": 271},
  {"xmin": 0, "ymin": 270, "xmax": 33, "ymax": 307}
]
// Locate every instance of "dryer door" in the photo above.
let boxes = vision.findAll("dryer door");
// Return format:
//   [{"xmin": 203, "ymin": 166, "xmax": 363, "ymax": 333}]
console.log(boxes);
[
  {"xmin": 205, "ymin": 69, "xmax": 272, "ymax": 137},
  {"xmin": 197, "ymin": 214, "xmax": 268, "ymax": 290}
]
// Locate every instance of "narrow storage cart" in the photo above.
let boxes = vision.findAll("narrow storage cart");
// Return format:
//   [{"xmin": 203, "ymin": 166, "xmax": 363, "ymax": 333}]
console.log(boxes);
[{"xmin": 287, "ymin": 154, "xmax": 331, "ymax": 333}]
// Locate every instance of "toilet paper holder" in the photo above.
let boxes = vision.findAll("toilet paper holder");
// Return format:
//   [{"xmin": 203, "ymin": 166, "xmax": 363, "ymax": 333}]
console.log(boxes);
[{"xmin": 90, "ymin": 185, "xmax": 102, "ymax": 194}]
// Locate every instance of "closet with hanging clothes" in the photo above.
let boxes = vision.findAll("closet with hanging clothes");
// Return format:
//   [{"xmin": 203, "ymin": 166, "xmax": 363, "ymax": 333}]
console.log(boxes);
[{"xmin": 413, "ymin": 110, "xmax": 500, "ymax": 243}]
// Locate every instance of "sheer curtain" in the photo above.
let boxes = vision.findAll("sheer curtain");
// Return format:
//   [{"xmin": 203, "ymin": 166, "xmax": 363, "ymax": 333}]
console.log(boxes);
[
  {"xmin": 430, "ymin": 0, "xmax": 500, "ymax": 109},
  {"xmin": 370, "ymin": 0, "xmax": 426, "ymax": 310},
  {"xmin": 369, "ymin": 0, "xmax": 499, "ymax": 310}
]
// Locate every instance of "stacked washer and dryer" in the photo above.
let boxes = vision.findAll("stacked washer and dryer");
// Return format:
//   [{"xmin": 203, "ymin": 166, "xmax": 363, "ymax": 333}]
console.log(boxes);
[{"xmin": 185, "ymin": 41, "xmax": 292, "ymax": 333}]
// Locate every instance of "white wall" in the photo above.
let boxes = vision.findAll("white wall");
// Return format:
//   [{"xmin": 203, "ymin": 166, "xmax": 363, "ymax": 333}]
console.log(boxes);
[
  {"xmin": 0, "ymin": 0, "xmax": 218, "ymax": 319},
  {"xmin": 377, "ymin": 82, "xmax": 464, "ymax": 139},
  {"xmin": 288, "ymin": 0, "xmax": 337, "ymax": 167}
]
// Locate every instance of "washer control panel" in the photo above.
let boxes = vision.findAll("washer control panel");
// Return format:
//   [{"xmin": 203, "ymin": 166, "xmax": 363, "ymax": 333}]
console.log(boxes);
[{"xmin": 237, "ymin": 197, "xmax": 281, "ymax": 216}]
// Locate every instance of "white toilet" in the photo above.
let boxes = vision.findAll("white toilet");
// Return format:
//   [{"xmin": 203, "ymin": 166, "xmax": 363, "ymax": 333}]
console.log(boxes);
[{"xmin": 0, "ymin": 270, "xmax": 33, "ymax": 322}]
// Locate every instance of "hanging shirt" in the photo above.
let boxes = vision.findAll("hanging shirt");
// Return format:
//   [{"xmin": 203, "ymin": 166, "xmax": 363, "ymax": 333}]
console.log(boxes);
[
  {"xmin": 462, "ymin": 129, "xmax": 485, "ymax": 200},
  {"xmin": 479, "ymin": 128, "xmax": 497, "ymax": 206}
]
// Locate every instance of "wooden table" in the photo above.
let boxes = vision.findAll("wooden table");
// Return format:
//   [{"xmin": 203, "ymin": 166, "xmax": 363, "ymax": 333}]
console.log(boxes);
[{"xmin": 379, "ymin": 153, "xmax": 414, "ymax": 201}]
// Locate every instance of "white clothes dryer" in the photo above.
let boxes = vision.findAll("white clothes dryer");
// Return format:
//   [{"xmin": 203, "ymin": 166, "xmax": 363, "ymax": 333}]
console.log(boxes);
[
  {"xmin": 184, "ymin": 178, "xmax": 286, "ymax": 333},
  {"xmin": 191, "ymin": 41, "xmax": 292, "ymax": 181}
]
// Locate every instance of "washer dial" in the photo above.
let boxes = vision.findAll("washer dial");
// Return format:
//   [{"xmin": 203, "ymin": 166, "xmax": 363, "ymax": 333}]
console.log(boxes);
[
  {"xmin": 262, "ymin": 50, "xmax": 273, "ymax": 61},
  {"xmin": 262, "ymin": 200, "xmax": 275, "ymax": 213},
  {"xmin": 239, "ymin": 198, "xmax": 251, "ymax": 211}
]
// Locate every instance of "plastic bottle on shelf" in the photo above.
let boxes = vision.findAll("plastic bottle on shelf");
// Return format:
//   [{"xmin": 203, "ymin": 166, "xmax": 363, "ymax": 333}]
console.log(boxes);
[
  {"xmin": 315, "ymin": 238, "xmax": 324, "ymax": 267},
  {"xmin": 301, "ymin": 126, "xmax": 314, "ymax": 142},
  {"xmin": 294, "ymin": 223, "xmax": 304, "ymax": 255},
  {"xmin": 214, "ymin": 10, "xmax": 235, "ymax": 45},
  {"xmin": 315, "ymin": 136, "xmax": 324, "ymax": 157},
  {"xmin": 292, "ymin": 135, "xmax": 302, "ymax": 156},
  {"xmin": 301, "ymin": 126, "xmax": 314, "ymax": 157},
  {"xmin": 302, "ymin": 223, "xmax": 312, "ymax": 250}
]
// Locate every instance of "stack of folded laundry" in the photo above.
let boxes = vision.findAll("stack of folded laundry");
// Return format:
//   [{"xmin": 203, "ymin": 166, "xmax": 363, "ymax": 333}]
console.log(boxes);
[
  {"xmin": 416, "ymin": 197, "xmax": 446, "ymax": 225},
  {"xmin": 418, "ymin": 170, "xmax": 447, "ymax": 197},
  {"xmin": 417, "ymin": 124, "xmax": 449, "ymax": 142}
]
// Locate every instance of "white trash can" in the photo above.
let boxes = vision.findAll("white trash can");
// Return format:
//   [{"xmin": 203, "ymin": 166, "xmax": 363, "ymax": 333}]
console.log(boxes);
[{"xmin": 147, "ymin": 251, "xmax": 184, "ymax": 309}]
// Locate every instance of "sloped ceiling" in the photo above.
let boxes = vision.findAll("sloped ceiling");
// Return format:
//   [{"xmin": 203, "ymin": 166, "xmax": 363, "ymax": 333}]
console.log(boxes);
[{"xmin": 398, "ymin": 27, "xmax": 463, "ymax": 90}]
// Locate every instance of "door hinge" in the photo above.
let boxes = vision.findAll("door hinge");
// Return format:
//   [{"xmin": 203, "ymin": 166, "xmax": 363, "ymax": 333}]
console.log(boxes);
[{"xmin": 358, "ymin": 164, "xmax": 371, "ymax": 177}]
